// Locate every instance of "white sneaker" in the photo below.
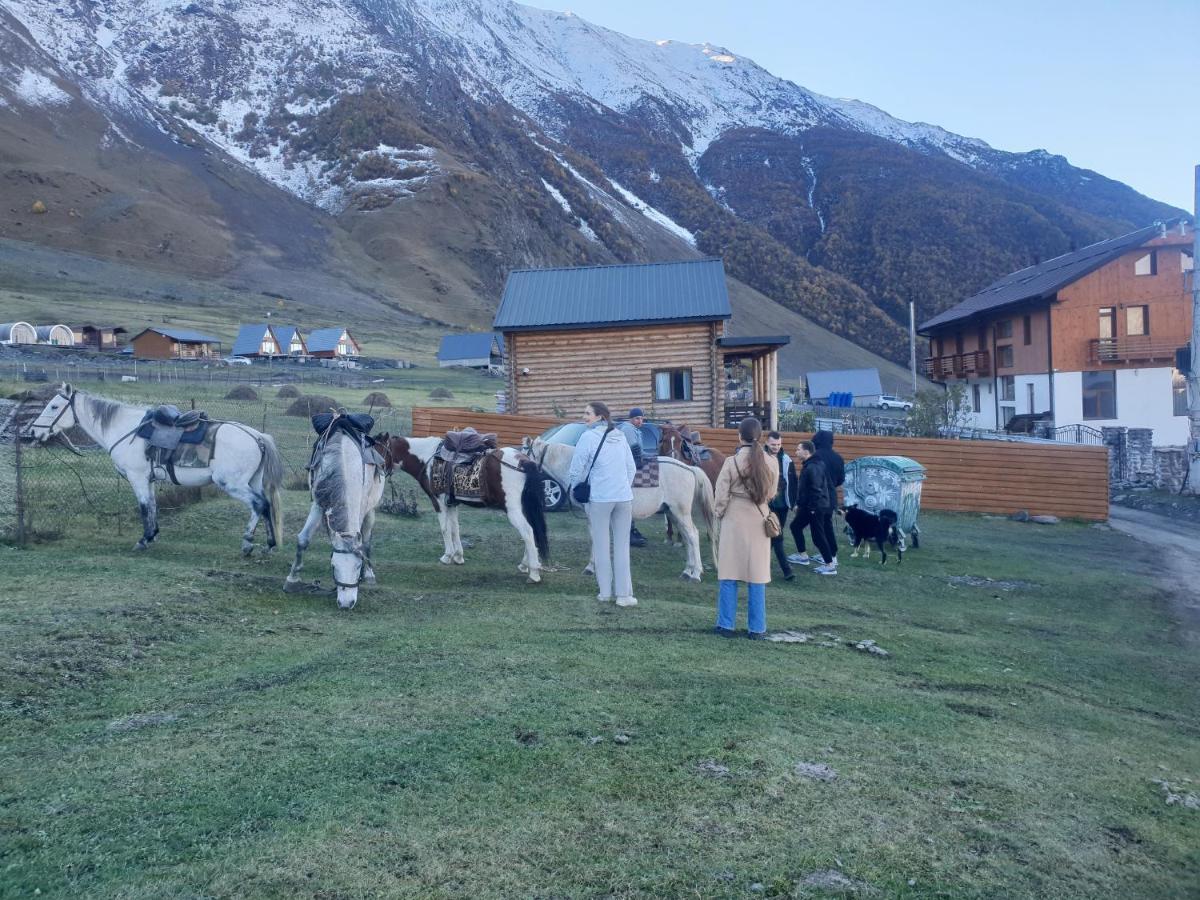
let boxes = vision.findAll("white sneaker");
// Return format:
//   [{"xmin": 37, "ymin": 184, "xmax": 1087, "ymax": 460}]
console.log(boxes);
[
  {"xmin": 787, "ymin": 553, "xmax": 812, "ymax": 565},
  {"xmin": 616, "ymin": 596, "xmax": 638, "ymax": 607},
  {"xmin": 814, "ymin": 564, "xmax": 838, "ymax": 576},
  {"xmin": 830, "ymin": 557, "xmax": 839, "ymax": 568},
  {"xmin": 597, "ymin": 594, "xmax": 613, "ymax": 602}
]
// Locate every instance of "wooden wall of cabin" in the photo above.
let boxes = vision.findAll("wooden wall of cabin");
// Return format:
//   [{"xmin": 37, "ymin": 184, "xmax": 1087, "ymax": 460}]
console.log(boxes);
[{"xmin": 504, "ymin": 322, "xmax": 723, "ymax": 426}]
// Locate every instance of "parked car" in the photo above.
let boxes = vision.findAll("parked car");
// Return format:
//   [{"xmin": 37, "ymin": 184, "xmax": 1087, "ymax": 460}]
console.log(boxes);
[
  {"xmin": 532, "ymin": 422, "xmax": 589, "ymax": 510},
  {"xmin": 877, "ymin": 394, "xmax": 913, "ymax": 411},
  {"xmin": 220, "ymin": 356, "xmax": 252, "ymax": 367}
]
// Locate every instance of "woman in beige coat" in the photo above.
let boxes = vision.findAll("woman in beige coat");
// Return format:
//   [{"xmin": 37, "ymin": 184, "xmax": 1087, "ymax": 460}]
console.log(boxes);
[{"xmin": 713, "ymin": 417, "xmax": 779, "ymax": 639}]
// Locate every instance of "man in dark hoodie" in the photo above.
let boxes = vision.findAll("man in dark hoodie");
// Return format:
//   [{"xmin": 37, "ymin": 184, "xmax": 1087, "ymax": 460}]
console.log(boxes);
[
  {"xmin": 793, "ymin": 440, "xmax": 836, "ymax": 573},
  {"xmin": 810, "ymin": 430, "xmax": 844, "ymax": 575}
]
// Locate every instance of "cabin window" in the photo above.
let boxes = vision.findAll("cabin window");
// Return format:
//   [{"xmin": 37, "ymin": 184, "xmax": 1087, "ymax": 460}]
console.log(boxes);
[
  {"xmin": 290, "ymin": 338, "xmax": 303, "ymax": 354},
  {"xmin": 653, "ymin": 368, "xmax": 693, "ymax": 402},
  {"xmin": 1125, "ymin": 305, "xmax": 1149, "ymax": 336},
  {"xmin": 1022, "ymin": 315, "xmax": 1032, "ymax": 346},
  {"xmin": 996, "ymin": 320, "xmax": 1013, "ymax": 339},
  {"xmin": 936, "ymin": 337, "xmax": 944, "ymax": 357},
  {"xmin": 999, "ymin": 375, "xmax": 1016, "ymax": 402},
  {"xmin": 1134, "ymin": 251, "xmax": 1157, "ymax": 276},
  {"xmin": 1098, "ymin": 307, "xmax": 1116, "ymax": 340},
  {"xmin": 337, "ymin": 340, "xmax": 350, "ymax": 356},
  {"xmin": 997, "ymin": 345, "xmax": 1014, "ymax": 368},
  {"xmin": 972, "ymin": 384, "xmax": 981, "ymax": 413},
  {"xmin": 1183, "ymin": 250, "xmax": 1194, "ymax": 273},
  {"xmin": 1082, "ymin": 371, "xmax": 1117, "ymax": 419},
  {"xmin": 1174, "ymin": 369, "xmax": 1190, "ymax": 416}
]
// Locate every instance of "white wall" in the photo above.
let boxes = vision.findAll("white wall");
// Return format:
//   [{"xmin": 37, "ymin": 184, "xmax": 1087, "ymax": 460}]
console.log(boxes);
[
  {"xmin": 1053, "ymin": 367, "xmax": 1188, "ymax": 446},
  {"xmin": 960, "ymin": 377, "xmax": 997, "ymax": 431}
]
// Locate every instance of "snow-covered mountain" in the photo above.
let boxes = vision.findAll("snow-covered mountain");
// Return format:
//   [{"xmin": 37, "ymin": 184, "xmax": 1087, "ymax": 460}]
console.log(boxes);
[{"xmin": 0, "ymin": 0, "xmax": 1182, "ymax": 361}]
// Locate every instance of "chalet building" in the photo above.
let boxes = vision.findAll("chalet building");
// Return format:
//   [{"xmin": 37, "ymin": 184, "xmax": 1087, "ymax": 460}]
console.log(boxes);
[
  {"xmin": 232, "ymin": 324, "xmax": 284, "ymax": 358},
  {"xmin": 307, "ymin": 327, "xmax": 361, "ymax": 359},
  {"xmin": 0, "ymin": 322, "xmax": 37, "ymax": 345},
  {"xmin": 438, "ymin": 332, "xmax": 504, "ymax": 369},
  {"xmin": 920, "ymin": 220, "xmax": 1194, "ymax": 445},
  {"xmin": 494, "ymin": 258, "xmax": 789, "ymax": 429},
  {"xmin": 273, "ymin": 326, "xmax": 308, "ymax": 356},
  {"xmin": 70, "ymin": 325, "xmax": 127, "ymax": 351},
  {"xmin": 129, "ymin": 326, "xmax": 222, "ymax": 360}
]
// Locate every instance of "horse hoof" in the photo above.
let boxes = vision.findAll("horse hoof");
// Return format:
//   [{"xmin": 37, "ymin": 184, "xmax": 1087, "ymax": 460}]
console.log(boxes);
[
  {"xmin": 518, "ymin": 562, "xmax": 530, "ymax": 573},
  {"xmin": 584, "ymin": 565, "xmax": 595, "ymax": 576},
  {"xmin": 242, "ymin": 545, "xmax": 254, "ymax": 557},
  {"xmin": 526, "ymin": 574, "xmax": 541, "ymax": 584},
  {"xmin": 283, "ymin": 579, "xmax": 304, "ymax": 593},
  {"xmin": 439, "ymin": 555, "xmax": 453, "ymax": 565},
  {"xmin": 453, "ymin": 556, "xmax": 465, "ymax": 565},
  {"xmin": 134, "ymin": 541, "xmax": 148, "ymax": 551},
  {"xmin": 689, "ymin": 575, "xmax": 702, "ymax": 584}
]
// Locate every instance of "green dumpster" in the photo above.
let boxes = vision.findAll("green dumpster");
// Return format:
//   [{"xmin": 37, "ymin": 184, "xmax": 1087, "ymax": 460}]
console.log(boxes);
[{"xmin": 843, "ymin": 455, "xmax": 926, "ymax": 549}]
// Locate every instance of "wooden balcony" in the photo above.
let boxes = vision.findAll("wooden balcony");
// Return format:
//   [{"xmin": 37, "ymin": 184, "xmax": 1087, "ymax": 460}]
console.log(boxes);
[
  {"xmin": 1089, "ymin": 338, "xmax": 1179, "ymax": 364},
  {"xmin": 923, "ymin": 350, "xmax": 991, "ymax": 381}
]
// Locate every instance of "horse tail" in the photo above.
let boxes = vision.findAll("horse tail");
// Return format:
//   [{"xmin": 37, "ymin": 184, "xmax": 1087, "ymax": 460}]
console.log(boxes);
[
  {"xmin": 260, "ymin": 434, "xmax": 286, "ymax": 548},
  {"xmin": 694, "ymin": 466, "xmax": 718, "ymax": 562},
  {"xmin": 519, "ymin": 459, "xmax": 550, "ymax": 560}
]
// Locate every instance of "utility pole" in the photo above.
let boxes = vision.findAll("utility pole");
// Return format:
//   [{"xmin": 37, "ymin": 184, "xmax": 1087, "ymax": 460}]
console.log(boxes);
[
  {"xmin": 1188, "ymin": 164, "xmax": 1200, "ymax": 493},
  {"xmin": 909, "ymin": 301, "xmax": 918, "ymax": 396}
]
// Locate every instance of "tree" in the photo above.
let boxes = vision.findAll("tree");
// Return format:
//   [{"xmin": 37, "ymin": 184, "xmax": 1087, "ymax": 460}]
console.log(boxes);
[{"xmin": 907, "ymin": 383, "xmax": 974, "ymax": 438}]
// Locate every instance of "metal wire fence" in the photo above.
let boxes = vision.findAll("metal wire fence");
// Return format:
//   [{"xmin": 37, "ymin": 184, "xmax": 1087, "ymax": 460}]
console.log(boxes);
[{"xmin": 1, "ymin": 390, "xmax": 414, "ymax": 545}]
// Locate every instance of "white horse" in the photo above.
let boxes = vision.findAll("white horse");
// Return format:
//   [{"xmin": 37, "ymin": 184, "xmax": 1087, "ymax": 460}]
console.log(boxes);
[
  {"xmin": 531, "ymin": 438, "xmax": 718, "ymax": 582},
  {"xmin": 381, "ymin": 435, "xmax": 550, "ymax": 583},
  {"xmin": 286, "ymin": 427, "xmax": 386, "ymax": 610},
  {"xmin": 23, "ymin": 384, "xmax": 284, "ymax": 553}
]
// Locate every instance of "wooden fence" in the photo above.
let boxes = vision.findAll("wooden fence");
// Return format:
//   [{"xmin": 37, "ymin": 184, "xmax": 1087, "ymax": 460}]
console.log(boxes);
[{"xmin": 410, "ymin": 408, "xmax": 1110, "ymax": 521}]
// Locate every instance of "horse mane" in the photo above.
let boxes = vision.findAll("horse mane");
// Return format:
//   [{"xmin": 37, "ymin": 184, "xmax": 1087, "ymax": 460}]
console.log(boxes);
[
  {"xmin": 85, "ymin": 394, "xmax": 130, "ymax": 431},
  {"xmin": 312, "ymin": 435, "xmax": 353, "ymax": 533}
]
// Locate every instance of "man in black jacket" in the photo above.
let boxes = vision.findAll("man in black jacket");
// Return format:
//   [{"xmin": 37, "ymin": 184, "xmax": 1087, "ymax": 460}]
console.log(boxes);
[
  {"xmin": 810, "ymin": 430, "xmax": 844, "ymax": 575},
  {"xmin": 793, "ymin": 440, "xmax": 836, "ymax": 573}
]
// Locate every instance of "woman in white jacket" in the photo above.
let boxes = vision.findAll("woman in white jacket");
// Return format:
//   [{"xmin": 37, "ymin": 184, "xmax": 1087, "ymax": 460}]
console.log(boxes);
[{"xmin": 568, "ymin": 401, "xmax": 638, "ymax": 607}]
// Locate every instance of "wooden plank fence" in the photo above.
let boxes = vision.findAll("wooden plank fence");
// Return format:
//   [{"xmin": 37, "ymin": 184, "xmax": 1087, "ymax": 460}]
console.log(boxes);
[{"xmin": 410, "ymin": 407, "xmax": 1110, "ymax": 521}]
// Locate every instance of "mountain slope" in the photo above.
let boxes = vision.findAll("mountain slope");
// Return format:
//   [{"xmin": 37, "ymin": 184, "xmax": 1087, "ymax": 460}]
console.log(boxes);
[{"xmin": 0, "ymin": 0, "xmax": 1183, "ymax": 366}]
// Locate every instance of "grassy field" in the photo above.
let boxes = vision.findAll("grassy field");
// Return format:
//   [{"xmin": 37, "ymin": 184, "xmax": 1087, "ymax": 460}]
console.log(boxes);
[{"xmin": 1, "ymin": 488, "xmax": 1197, "ymax": 898}]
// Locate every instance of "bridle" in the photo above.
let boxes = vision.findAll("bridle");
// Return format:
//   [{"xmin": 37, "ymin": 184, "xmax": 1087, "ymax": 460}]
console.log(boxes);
[
  {"xmin": 28, "ymin": 388, "xmax": 77, "ymax": 439},
  {"xmin": 328, "ymin": 526, "xmax": 365, "ymax": 589}
]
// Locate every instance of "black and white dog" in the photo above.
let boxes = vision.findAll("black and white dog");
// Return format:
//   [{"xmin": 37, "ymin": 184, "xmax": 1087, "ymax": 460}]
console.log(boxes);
[{"xmin": 844, "ymin": 506, "xmax": 903, "ymax": 565}]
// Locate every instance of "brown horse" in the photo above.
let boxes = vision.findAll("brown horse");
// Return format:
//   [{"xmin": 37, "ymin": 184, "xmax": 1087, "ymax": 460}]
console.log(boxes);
[
  {"xmin": 658, "ymin": 423, "xmax": 725, "ymax": 546},
  {"xmin": 377, "ymin": 434, "xmax": 550, "ymax": 583}
]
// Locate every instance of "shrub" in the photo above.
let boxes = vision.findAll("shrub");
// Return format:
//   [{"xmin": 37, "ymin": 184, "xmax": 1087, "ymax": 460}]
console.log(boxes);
[
  {"xmin": 428, "ymin": 387, "xmax": 454, "ymax": 400},
  {"xmin": 224, "ymin": 385, "xmax": 259, "ymax": 401},
  {"xmin": 285, "ymin": 395, "xmax": 339, "ymax": 417},
  {"xmin": 276, "ymin": 384, "xmax": 302, "ymax": 399},
  {"xmin": 362, "ymin": 391, "xmax": 391, "ymax": 408}
]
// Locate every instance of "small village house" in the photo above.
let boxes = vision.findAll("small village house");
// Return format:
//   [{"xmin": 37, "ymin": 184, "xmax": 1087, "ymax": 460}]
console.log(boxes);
[
  {"xmin": 0, "ymin": 322, "xmax": 37, "ymax": 345},
  {"xmin": 306, "ymin": 327, "xmax": 361, "ymax": 359},
  {"xmin": 273, "ymin": 326, "xmax": 308, "ymax": 356},
  {"xmin": 70, "ymin": 325, "xmax": 127, "ymax": 351},
  {"xmin": 920, "ymin": 220, "xmax": 1194, "ymax": 445},
  {"xmin": 494, "ymin": 258, "xmax": 789, "ymax": 428},
  {"xmin": 232, "ymin": 324, "xmax": 283, "ymax": 358},
  {"xmin": 35, "ymin": 324, "xmax": 75, "ymax": 347},
  {"xmin": 804, "ymin": 368, "xmax": 884, "ymax": 406},
  {"xmin": 437, "ymin": 333, "xmax": 504, "ymax": 369},
  {"xmin": 129, "ymin": 326, "xmax": 222, "ymax": 360}
]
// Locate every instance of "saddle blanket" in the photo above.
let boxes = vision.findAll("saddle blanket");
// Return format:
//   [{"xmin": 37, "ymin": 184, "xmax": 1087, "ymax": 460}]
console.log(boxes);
[
  {"xmin": 148, "ymin": 423, "xmax": 222, "ymax": 482},
  {"xmin": 136, "ymin": 409, "xmax": 211, "ymax": 450},
  {"xmin": 632, "ymin": 456, "xmax": 660, "ymax": 489},
  {"xmin": 429, "ymin": 453, "xmax": 490, "ymax": 502}
]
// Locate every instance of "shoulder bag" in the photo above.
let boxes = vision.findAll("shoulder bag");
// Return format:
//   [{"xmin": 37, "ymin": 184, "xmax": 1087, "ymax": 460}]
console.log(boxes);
[
  {"xmin": 735, "ymin": 455, "xmax": 782, "ymax": 539},
  {"xmin": 572, "ymin": 425, "xmax": 614, "ymax": 504}
]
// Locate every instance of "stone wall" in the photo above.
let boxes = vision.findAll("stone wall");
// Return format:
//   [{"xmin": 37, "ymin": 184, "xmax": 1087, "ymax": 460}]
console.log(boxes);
[{"xmin": 1154, "ymin": 447, "xmax": 1189, "ymax": 493}]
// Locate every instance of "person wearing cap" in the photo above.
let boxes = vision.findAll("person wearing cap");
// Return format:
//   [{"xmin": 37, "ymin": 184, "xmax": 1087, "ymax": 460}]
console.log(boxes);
[{"xmin": 617, "ymin": 408, "xmax": 648, "ymax": 547}]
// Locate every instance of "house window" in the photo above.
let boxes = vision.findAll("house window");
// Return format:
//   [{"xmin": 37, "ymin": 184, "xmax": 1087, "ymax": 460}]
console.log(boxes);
[
  {"xmin": 1183, "ymin": 250, "xmax": 1195, "ymax": 273},
  {"xmin": 337, "ymin": 341, "xmax": 350, "ymax": 356},
  {"xmin": 1098, "ymin": 307, "xmax": 1116, "ymax": 340},
  {"xmin": 999, "ymin": 375, "xmax": 1015, "ymax": 401},
  {"xmin": 653, "ymin": 368, "xmax": 693, "ymax": 402},
  {"xmin": 1082, "ymin": 371, "xmax": 1117, "ymax": 419},
  {"xmin": 261, "ymin": 338, "xmax": 277, "ymax": 354},
  {"xmin": 1174, "ymin": 369, "xmax": 1190, "ymax": 416},
  {"xmin": 996, "ymin": 320, "xmax": 1013, "ymax": 339},
  {"xmin": 1026, "ymin": 382, "xmax": 1035, "ymax": 413},
  {"xmin": 997, "ymin": 345, "xmax": 1014, "ymax": 368},
  {"xmin": 972, "ymin": 384, "xmax": 981, "ymax": 413},
  {"xmin": 936, "ymin": 337, "xmax": 944, "ymax": 357},
  {"xmin": 955, "ymin": 332, "xmax": 964, "ymax": 354},
  {"xmin": 1000, "ymin": 405, "xmax": 1016, "ymax": 426},
  {"xmin": 1134, "ymin": 251, "xmax": 1157, "ymax": 276},
  {"xmin": 1023, "ymin": 315, "xmax": 1032, "ymax": 346},
  {"xmin": 290, "ymin": 339, "xmax": 303, "ymax": 354},
  {"xmin": 1125, "ymin": 305, "xmax": 1149, "ymax": 336}
]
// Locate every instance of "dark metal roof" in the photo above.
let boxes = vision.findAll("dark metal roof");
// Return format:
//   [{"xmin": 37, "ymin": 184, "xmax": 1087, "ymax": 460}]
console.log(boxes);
[
  {"xmin": 919, "ymin": 220, "xmax": 1183, "ymax": 332},
  {"xmin": 494, "ymin": 258, "xmax": 732, "ymax": 331},
  {"xmin": 437, "ymin": 332, "xmax": 502, "ymax": 361},
  {"xmin": 135, "ymin": 326, "xmax": 222, "ymax": 344},
  {"xmin": 718, "ymin": 335, "xmax": 791, "ymax": 348},
  {"xmin": 273, "ymin": 326, "xmax": 304, "ymax": 349},
  {"xmin": 307, "ymin": 327, "xmax": 355, "ymax": 353},
  {"xmin": 232, "ymin": 324, "xmax": 275, "ymax": 357}
]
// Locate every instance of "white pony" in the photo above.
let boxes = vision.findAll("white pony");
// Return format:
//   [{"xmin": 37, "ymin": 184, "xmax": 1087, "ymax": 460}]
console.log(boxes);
[
  {"xmin": 286, "ymin": 427, "xmax": 386, "ymax": 610},
  {"xmin": 531, "ymin": 438, "xmax": 718, "ymax": 582},
  {"xmin": 382, "ymin": 435, "xmax": 550, "ymax": 583},
  {"xmin": 23, "ymin": 384, "xmax": 284, "ymax": 553}
]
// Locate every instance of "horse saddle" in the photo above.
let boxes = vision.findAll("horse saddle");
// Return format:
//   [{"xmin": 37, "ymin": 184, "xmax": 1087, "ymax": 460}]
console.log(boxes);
[
  {"xmin": 437, "ymin": 428, "xmax": 498, "ymax": 466},
  {"xmin": 308, "ymin": 411, "xmax": 384, "ymax": 470},
  {"xmin": 681, "ymin": 432, "xmax": 712, "ymax": 462},
  {"xmin": 136, "ymin": 404, "xmax": 211, "ymax": 451}
]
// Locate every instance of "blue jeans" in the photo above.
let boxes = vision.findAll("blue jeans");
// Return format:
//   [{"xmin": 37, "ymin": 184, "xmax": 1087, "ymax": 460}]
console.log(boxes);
[{"xmin": 717, "ymin": 580, "xmax": 766, "ymax": 634}]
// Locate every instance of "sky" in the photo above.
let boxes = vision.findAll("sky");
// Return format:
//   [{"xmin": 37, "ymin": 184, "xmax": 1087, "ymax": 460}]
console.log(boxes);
[{"xmin": 527, "ymin": 0, "xmax": 1198, "ymax": 211}]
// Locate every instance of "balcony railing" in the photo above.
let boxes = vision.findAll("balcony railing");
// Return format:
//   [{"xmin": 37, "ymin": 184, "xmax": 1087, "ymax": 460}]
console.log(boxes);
[
  {"xmin": 1089, "ymin": 337, "xmax": 1179, "ymax": 364},
  {"xmin": 923, "ymin": 350, "xmax": 991, "ymax": 380}
]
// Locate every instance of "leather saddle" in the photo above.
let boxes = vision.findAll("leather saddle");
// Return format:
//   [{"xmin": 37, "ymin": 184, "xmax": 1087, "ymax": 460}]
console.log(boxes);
[
  {"xmin": 136, "ymin": 404, "xmax": 211, "ymax": 451},
  {"xmin": 436, "ymin": 428, "xmax": 498, "ymax": 466},
  {"xmin": 308, "ymin": 411, "xmax": 385, "ymax": 470},
  {"xmin": 678, "ymin": 429, "xmax": 712, "ymax": 462}
]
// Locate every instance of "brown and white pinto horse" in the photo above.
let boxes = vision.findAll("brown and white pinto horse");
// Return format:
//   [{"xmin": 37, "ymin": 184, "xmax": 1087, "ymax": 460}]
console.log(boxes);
[
  {"xmin": 379, "ymin": 435, "xmax": 550, "ymax": 583},
  {"xmin": 658, "ymin": 423, "xmax": 725, "ymax": 546}
]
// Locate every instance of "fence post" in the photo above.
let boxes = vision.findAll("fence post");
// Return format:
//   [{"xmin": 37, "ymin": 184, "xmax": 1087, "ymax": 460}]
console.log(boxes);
[{"xmin": 14, "ymin": 430, "xmax": 25, "ymax": 547}]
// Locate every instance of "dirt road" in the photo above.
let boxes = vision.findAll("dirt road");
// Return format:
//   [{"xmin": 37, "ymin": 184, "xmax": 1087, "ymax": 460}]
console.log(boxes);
[{"xmin": 1108, "ymin": 505, "xmax": 1200, "ymax": 646}]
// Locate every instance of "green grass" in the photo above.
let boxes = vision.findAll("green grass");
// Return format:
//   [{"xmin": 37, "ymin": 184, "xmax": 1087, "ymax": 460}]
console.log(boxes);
[{"xmin": 1, "ymin": 495, "xmax": 1198, "ymax": 898}]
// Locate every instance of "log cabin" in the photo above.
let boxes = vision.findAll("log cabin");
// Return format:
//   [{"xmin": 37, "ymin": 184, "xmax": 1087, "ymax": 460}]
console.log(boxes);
[
  {"xmin": 920, "ymin": 220, "xmax": 1194, "ymax": 445},
  {"xmin": 493, "ymin": 258, "xmax": 789, "ymax": 428}
]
